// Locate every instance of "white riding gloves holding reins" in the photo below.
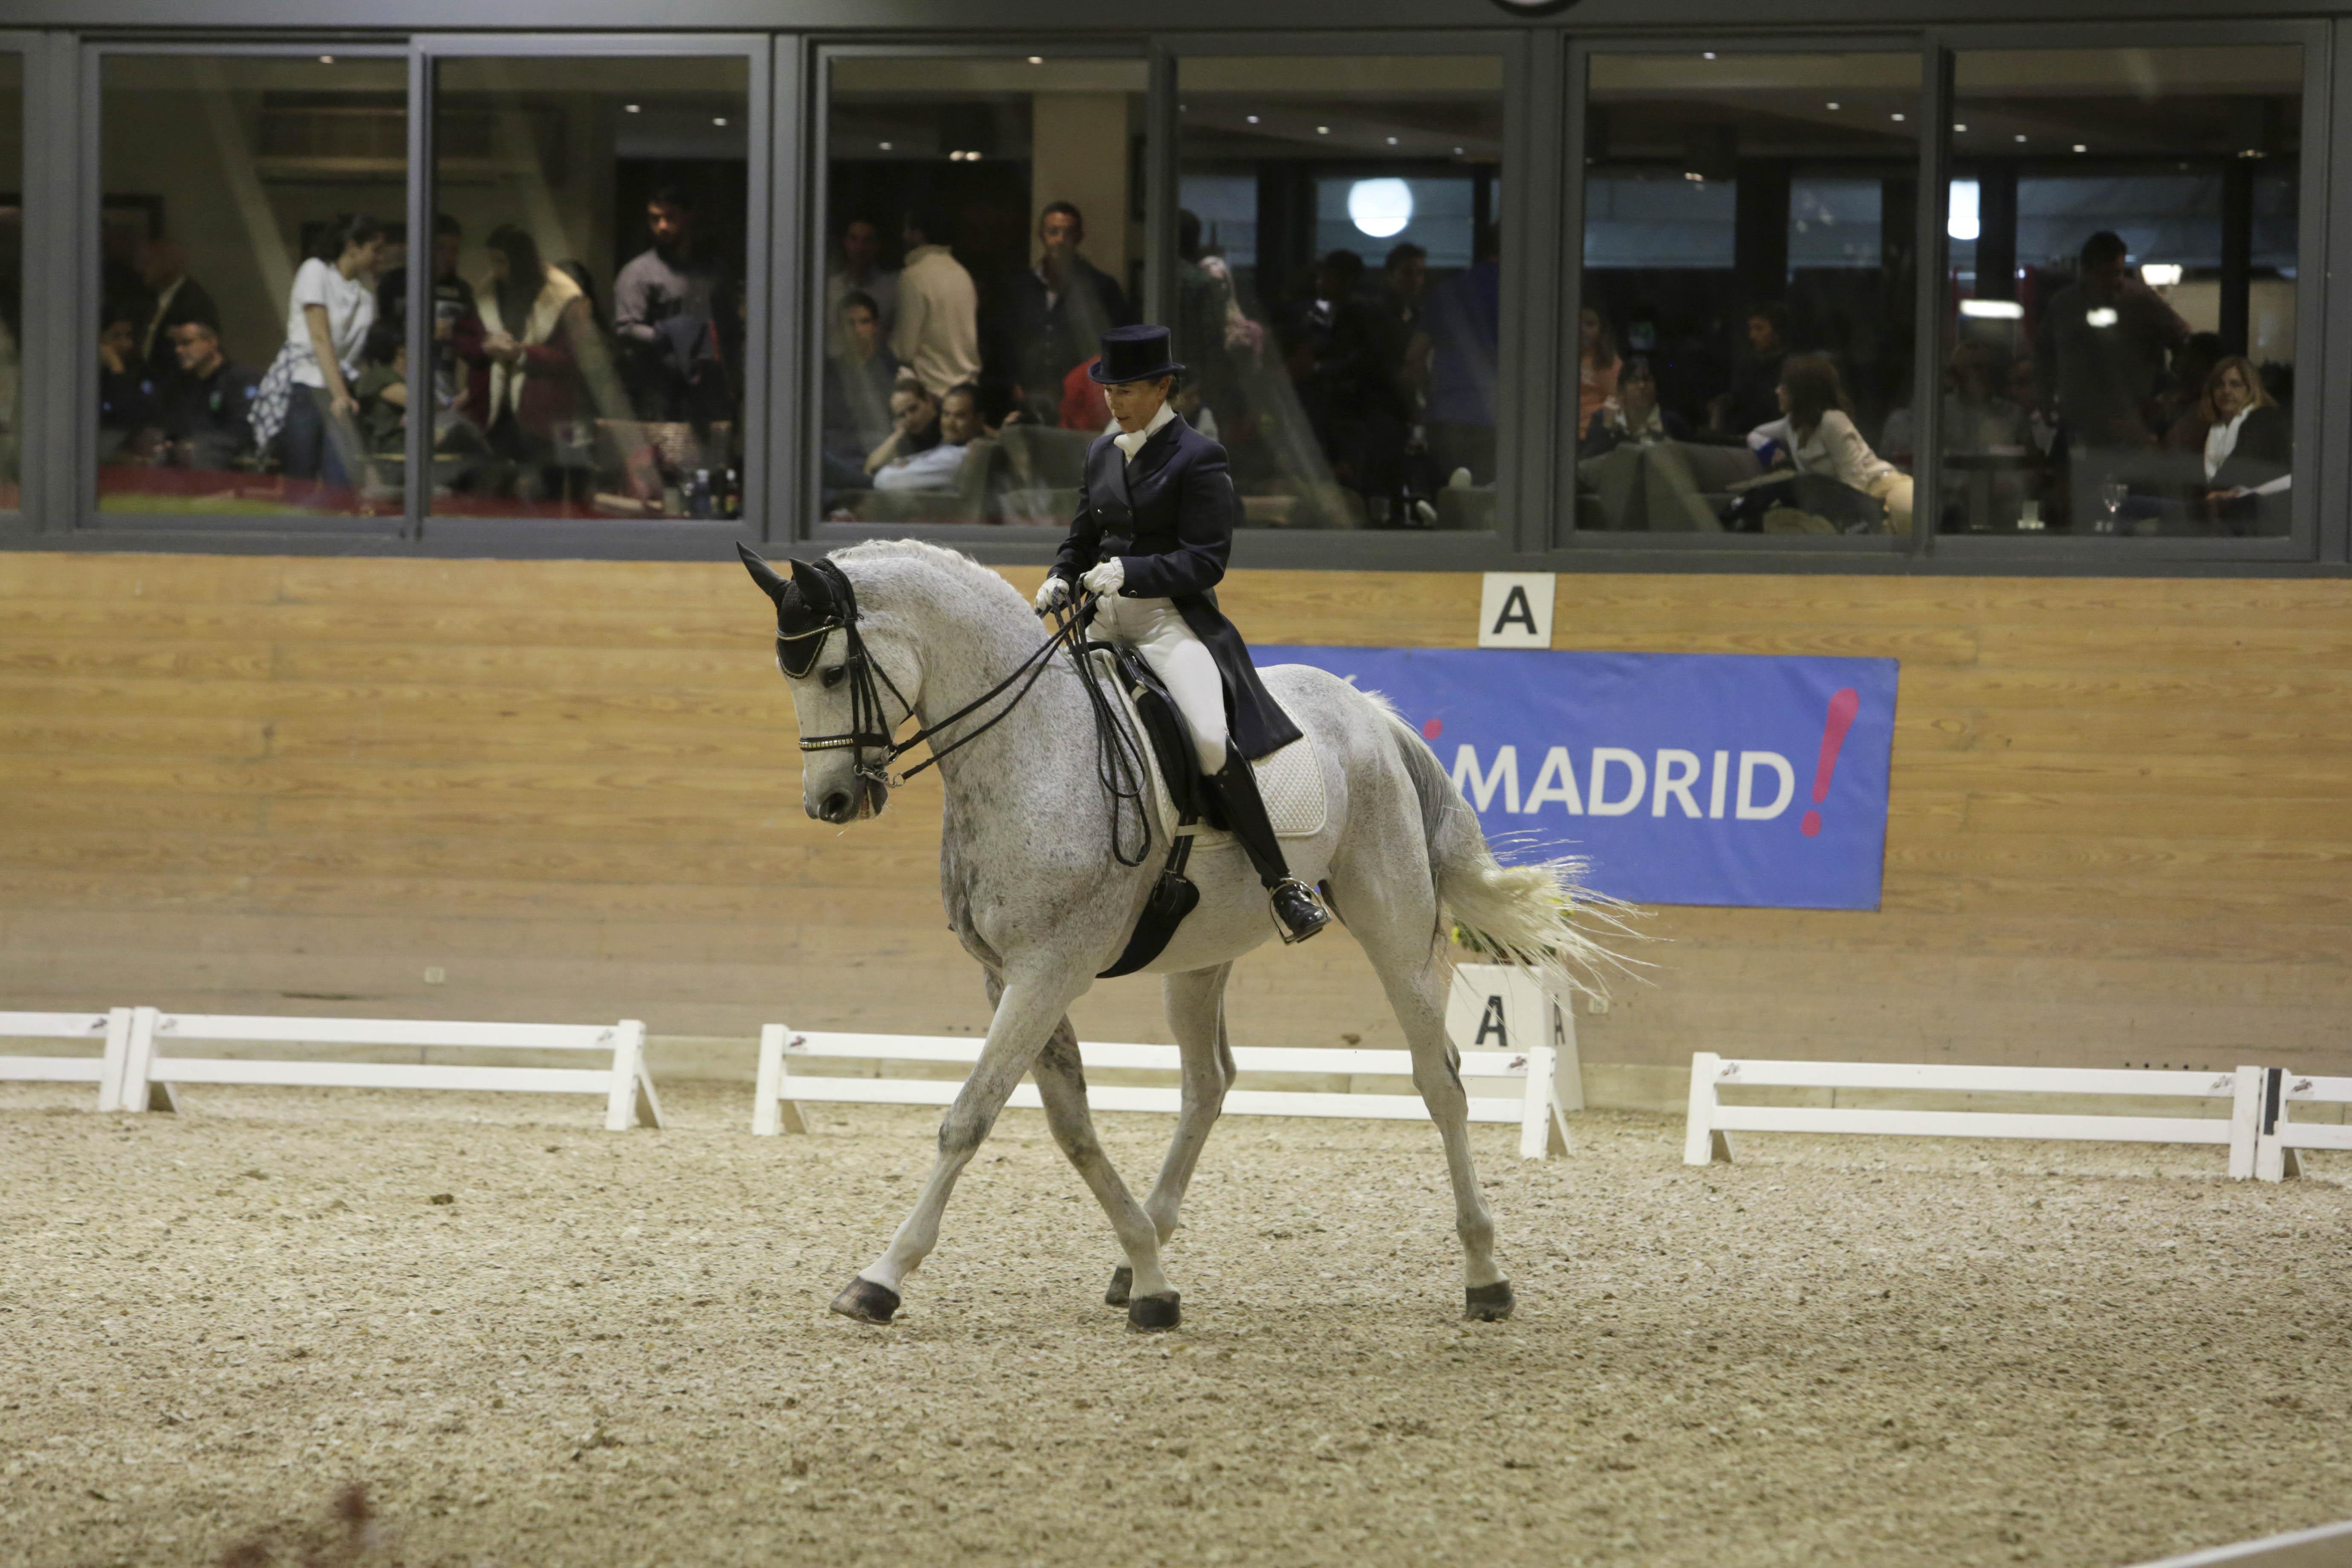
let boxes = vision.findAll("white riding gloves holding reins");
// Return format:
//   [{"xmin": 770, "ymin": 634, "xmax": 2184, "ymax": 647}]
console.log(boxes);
[
  {"xmin": 1033, "ymin": 576, "xmax": 1070, "ymax": 614},
  {"xmin": 1081, "ymin": 559, "xmax": 1125, "ymax": 597}
]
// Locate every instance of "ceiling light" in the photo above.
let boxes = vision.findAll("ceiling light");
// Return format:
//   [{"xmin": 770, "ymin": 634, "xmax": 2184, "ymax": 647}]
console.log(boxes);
[
  {"xmin": 1891, "ymin": 113, "xmax": 1906, "ymax": 122},
  {"xmin": 318, "ymin": 54, "xmax": 334, "ymax": 64},
  {"xmin": 1953, "ymin": 123, "xmax": 1968, "ymax": 132},
  {"xmin": 1387, "ymin": 136, "xmax": 1398, "ymax": 145},
  {"xmin": 2086, "ymin": 307, "xmax": 2119, "ymax": 328},
  {"xmin": 2014, "ymin": 133, "xmax": 2028, "ymax": 143},
  {"xmin": 1703, "ymin": 52, "xmax": 1717, "ymax": 60},
  {"xmin": 1246, "ymin": 114, "xmax": 1260, "ymax": 124},
  {"xmin": 1027, "ymin": 55, "xmax": 1043, "ymax": 65},
  {"xmin": 1826, "ymin": 101, "xmax": 1841, "ymax": 110},
  {"xmin": 966, "ymin": 150, "xmax": 982, "ymax": 162},
  {"xmin": 1317, "ymin": 125, "xmax": 1330, "ymax": 135},
  {"xmin": 2141, "ymin": 263, "xmax": 2183, "ymax": 286},
  {"xmin": 878, "ymin": 141, "xmax": 892, "ymax": 151},
  {"xmin": 1684, "ymin": 171, "xmax": 1705, "ymax": 183},
  {"xmin": 1959, "ymin": 299, "xmax": 2025, "ymax": 320},
  {"xmin": 1453, "ymin": 146, "xmax": 1464, "ymax": 155},
  {"xmin": 624, "ymin": 103, "xmax": 641, "ymax": 113},
  {"xmin": 2073, "ymin": 143, "xmax": 2087, "ymax": 153},
  {"xmin": 2240, "ymin": 147, "xmax": 2265, "ymax": 158},
  {"xmin": 1346, "ymin": 178, "xmax": 1413, "ymax": 239},
  {"xmin": 713, "ymin": 116, "xmax": 728, "ymax": 127}
]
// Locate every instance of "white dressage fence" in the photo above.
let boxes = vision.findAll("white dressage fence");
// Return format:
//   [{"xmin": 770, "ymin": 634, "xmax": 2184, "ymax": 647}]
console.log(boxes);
[
  {"xmin": 2258, "ymin": 1068, "xmax": 2352, "ymax": 1182},
  {"xmin": 1685, "ymin": 1053, "xmax": 2266, "ymax": 1175},
  {"xmin": 113, "ymin": 1009, "xmax": 663, "ymax": 1130},
  {"xmin": 754, "ymin": 1028, "xmax": 1572, "ymax": 1159},
  {"xmin": 0, "ymin": 1010, "xmax": 138, "ymax": 1112}
]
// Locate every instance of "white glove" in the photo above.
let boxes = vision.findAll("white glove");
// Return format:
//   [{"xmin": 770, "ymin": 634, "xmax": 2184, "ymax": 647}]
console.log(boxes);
[
  {"xmin": 1081, "ymin": 558, "xmax": 1126, "ymax": 597},
  {"xmin": 1033, "ymin": 575, "xmax": 1071, "ymax": 615}
]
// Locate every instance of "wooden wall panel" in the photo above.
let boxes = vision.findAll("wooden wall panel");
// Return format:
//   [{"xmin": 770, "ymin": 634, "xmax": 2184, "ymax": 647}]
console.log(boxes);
[{"xmin": 2, "ymin": 551, "xmax": 2346, "ymax": 1085}]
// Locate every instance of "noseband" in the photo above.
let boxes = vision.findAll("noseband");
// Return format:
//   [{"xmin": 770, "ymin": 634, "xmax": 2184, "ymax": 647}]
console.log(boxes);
[{"xmin": 784, "ymin": 558, "xmax": 1086, "ymax": 792}]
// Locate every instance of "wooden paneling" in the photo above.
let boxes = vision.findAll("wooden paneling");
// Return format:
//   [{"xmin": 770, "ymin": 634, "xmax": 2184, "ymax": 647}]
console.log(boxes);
[{"xmin": 2, "ymin": 552, "xmax": 2346, "ymax": 1083}]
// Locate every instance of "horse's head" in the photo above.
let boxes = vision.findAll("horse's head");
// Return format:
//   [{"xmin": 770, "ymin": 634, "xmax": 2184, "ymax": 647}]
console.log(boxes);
[{"xmin": 738, "ymin": 544, "xmax": 917, "ymax": 825}]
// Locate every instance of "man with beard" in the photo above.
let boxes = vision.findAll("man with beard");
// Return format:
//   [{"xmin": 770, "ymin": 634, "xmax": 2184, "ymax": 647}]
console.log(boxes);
[
  {"xmin": 997, "ymin": 201, "xmax": 1134, "ymax": 425},
  {"xmin": 614, "ymin": 184, "xmax": 722, "ymax": 418}
]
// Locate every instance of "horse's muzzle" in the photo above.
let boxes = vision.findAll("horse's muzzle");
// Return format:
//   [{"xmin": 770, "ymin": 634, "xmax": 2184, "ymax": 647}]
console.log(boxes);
[{"xmin": 812, "ymin": 779, "xmax": 890, "ymax": 824}]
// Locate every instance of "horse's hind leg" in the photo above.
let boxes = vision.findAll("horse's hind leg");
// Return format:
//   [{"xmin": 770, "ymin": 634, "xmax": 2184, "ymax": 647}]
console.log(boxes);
[
  {"xmin": 1106, "ymin": 963, "xmax": 1235, "ymax": 1308},
  {"xmin": 1027, "ymin": 1014, "xmax": 1182, "ymax": 1330},
  {"xmin": 1340, "ymin": 867, "xmax": 1513, "ymax": 1320}
]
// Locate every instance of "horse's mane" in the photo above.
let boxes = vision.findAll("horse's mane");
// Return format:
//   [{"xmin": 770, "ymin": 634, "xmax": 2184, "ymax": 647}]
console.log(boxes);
[{"xmin": 832, "ymin": 538, "xmax": 1031, "ymax": 617}]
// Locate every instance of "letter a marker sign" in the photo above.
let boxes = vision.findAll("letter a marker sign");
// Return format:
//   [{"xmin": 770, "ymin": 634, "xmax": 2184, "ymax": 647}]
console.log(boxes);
[{"xmin": 1478, "ymin": 573, "xmax": 1556, "ymax": 649}]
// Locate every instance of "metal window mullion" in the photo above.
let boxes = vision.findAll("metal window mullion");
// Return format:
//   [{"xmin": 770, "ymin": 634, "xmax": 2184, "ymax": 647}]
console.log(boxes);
[
  {"xmin": 403, "ymin": 46, "xmax": 428, "ymax": 544},
  {"xmin": 17, "ymin": 32, "xmax": 78, "ymax": 536},
  {"xmin": 759, "ymin": 32, "xmax": 799, "ymax": 548},
  {"xmin": 1555, "ymin": 37, "xmax": 1591, "ymax": 548},
  {"xmin": 1909, "ymin": 38, "xmax": 1950, "ymax": 563},
  {"xmin": 1144, "ymin": 40, "xmax": 1177, "ymax": 333},
  {"xmin": 1501, "ymin": 27, "xmax": 1555, "ymax": 557},
  {"xmin": 2307, "ymin": 20, "xmax": 2344, "ymax": 564}
]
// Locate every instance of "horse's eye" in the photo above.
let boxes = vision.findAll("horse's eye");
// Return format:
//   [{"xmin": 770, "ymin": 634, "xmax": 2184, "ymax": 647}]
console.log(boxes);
[{"xmin": 821, "ymin": 666, "xmax": 846, "ymax": 689}]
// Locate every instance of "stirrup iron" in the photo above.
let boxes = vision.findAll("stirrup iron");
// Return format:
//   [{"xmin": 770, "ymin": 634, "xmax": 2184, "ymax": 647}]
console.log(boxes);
[{"xmin": 1269, "ymin": 877, "xmax": 1330, "ymax": 945}]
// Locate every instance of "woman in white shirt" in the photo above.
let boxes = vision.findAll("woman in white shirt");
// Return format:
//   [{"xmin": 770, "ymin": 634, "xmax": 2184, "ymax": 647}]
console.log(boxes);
[
  {"xmin": 1748, "ymin": 352, "xmax": 1914, "ymax": 534},
  {"xmin": 2198, "ymin": 355, "xmax": 2290, "ymax": 535},
  {"xmin": 278, "ymin": 214, "xmax": 385, "ymax": 493}
]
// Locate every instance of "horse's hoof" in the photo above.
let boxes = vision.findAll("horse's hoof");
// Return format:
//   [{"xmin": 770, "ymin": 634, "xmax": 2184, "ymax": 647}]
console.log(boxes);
[
  {"xmin": 829, "ymin": 1277, "xmax": 901, "ymax": 1324},
  {"xmin": 1127, "ymin": 1291, "xmax": 1181, "ymax": 1331},
  {"xmin": 1464, "ymin": 1280, "xmax": 1515, "ymax": 1321},
  {"xmin": 1105, "ymin": 1265, "xmax": 1133, "ymax": 1307}
]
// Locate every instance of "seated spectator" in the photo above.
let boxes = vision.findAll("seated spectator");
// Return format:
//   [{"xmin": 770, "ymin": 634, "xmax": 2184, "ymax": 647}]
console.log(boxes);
[
  {"xmin": 1744, "ymin": 352, "xmax": 1913, "ymax": 534},
  {"xmin": 2197, "ymin": 354, "xmax": 2289, "ymax": 534},
  {"xmin": 133, "ymin": 239, "xmax": 219, "ymax": 387},
  {"xmin": 822, "ymin": 292, "xmax": 901, "ymax": 494},
  {"xmin": 350, "ymin": 318, "xmax": 409, "ymax": 456},
  {"xmin": 892, "ymin": 204, "xmax": 982, "ymax": 399},
  {"xmin": 863, "ymin": 379, "xmax": 941, "ymax": 480},
  {"xmin": 1708, "ymin": 301, "xmax": 1789, "ymax": 437},
  {"xmin": 2161, "ymin": 332, "xmax": 2228, "ymax": 453},
  {"xmin": 1576, "ymin": 305, "xmax": 1621, "ymax": 432},
  {"xmin": 1575, "ymin": 356, "xmax": 1726, "ymax": 532},
  {"xmin": 156, "ymin": 318, "xmax": 260, "ymax": 471},
  {"xmin": 873, "ymin": 382, "xmax": 980, "ymax": 492},
  {"xmin": 999, "ymin": 201, "xmax": 1134, "ymax": 425},
  {"xmin": 97, "ymin": 305, "xmax": 159, "ymax": 454},
  {"xmin": 1060, "ymin": 355, "xmax": 1110, "ymax": 431},
  {"xmin": 824, "ymin": 216, "xmax": 899, "ymax": 356}
]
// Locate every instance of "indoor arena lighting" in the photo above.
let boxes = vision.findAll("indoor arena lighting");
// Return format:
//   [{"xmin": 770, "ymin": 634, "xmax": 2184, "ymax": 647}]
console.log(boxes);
[
  {"xmin": 2142, "ymin": 263, "xmax": 2183, "ymax": 286},
  {"xmin": 1959, "ymin": 299, "xmax": 2025, "ymax": 319},
  {"xmin": 1947, "ymin": 179, "xmax": 1980, "ymax": 242},
  {"xmin": 1347, "ymin": 177, "xmax": 1414, "ymax": 239},
  {"xmin": 624, "ymin": 103, "xmax": 641, "ymax": 113},
  {"xmin": 2085, "ymin": 307, "xmax": 2120, "ymax": 328}
]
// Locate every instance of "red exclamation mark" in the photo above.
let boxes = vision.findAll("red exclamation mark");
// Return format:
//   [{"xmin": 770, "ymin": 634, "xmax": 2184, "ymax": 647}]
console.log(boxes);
[{"xmin": 1800, "ymin": 687, "xmax": 1861, "ymax": 838}]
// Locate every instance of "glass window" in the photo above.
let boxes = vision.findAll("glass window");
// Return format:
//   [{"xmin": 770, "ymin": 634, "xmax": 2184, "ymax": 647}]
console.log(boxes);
[
  {"xmin": 0, "ymin": 53, "xmax": 20, "ymax": 511},
  {"xmin": 819, "ymin": 55, "xmax": 1147, "ymax": 527},
  {"xmin": 1173, "ymin": 55, "xmax": 1504, "ymax": 531},
  {"xmin": 431, "ymin": 57, "xmax": 751, "ymax": 523},
  {"xmin": 1940, "ymin": 47, "xmax": 2302, "ymax": 538},
  {"xmin": 1577, "ymin": 52, "xmax": 1920, "ymax": 539},
  {"xmin": 96, "ymin": 55, "xmax": 407, "ymax": 519}
]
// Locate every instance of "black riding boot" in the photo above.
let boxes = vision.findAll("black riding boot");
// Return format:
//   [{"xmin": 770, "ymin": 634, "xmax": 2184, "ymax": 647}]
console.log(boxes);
[{"xmin": 1210, "ymin": 754, "xmax": 1330, "ymax": 944}]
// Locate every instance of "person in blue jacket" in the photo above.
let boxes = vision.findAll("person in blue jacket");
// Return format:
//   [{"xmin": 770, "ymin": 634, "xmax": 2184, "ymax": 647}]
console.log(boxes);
[{"xmin": 1034, "ymin": 324, "xmax": 1329, "ymax": 944}]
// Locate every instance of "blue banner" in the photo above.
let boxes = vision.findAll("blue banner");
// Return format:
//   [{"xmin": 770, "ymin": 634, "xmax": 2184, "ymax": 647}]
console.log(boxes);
[{"xmin": 1260, "ymin": 647, "xmax": 1899, "ymax": 910}]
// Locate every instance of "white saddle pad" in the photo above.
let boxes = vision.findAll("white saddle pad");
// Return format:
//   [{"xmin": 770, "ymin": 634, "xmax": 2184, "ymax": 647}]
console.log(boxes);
[{"xmin": 1089, "ymin": 650, "xmax": 1327, "ymax": 847}]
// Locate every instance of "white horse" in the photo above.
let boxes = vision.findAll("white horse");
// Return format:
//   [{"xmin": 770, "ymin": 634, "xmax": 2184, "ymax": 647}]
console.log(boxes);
[{"xmin": 741, "ymin": 539, "xmax": 1619, "ymax": 1330}]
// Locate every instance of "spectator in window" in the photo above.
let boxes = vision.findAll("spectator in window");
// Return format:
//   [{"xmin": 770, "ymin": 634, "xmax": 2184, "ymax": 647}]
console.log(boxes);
[
  {"xmin": 350, "ymin": 318, "xmax": 410, "ymax": 457},
  {"xmin": 1412, "ymin": 225, "xmax": 1500, "ymax": 485},
  {"xmin": 376, "ymin": 213, "xmax": 486, "ymax": 422},
  {"xmin": 1170, "ymin": 208, "xmax": 1253, "ymax": 432},
  {"xmin": 891, "ymin": 203, "xmax": 982, "ymax": 400},
  {"xmin": 873, "ymin": 382, "xmax": 980, "ymax": 492},
  {"xmin": 1575, "ymin": 356, "xmax": 1720, "ymax": 532},
  {"xmin": 863, "ymin": 379, "xmax": 941, "ymax": 480},
  {"xmin": 2198, "ymin": 354, "xmax": 2289, "ymax": 534},
  {"xmin": 133, "ymin": 239, "xmax": 218, "ymax": 387},
  {"xmin": 614, "ymin": 185, "xmax": 722, "ymax": 419},
  {"xmin": 98, "ymin": 305, "xmax": 159, "ymax": 453},
  {"xmin": 1707, "ymin": 301, "xmax": 1789, "ymax": 437},
  {"xmin": 822, "ymin": 291, "xmax": 902, "ymax": 494},
  {"xmin": 1880, "ymin": 341, "xmax": 2032, "ymax": 468},
  {"xmin": 1000, "ymin": 201, "xmax": 1135, "ymax": 426},
  {"xmin": 1286, "ymin": 249, "xmax": 1375, "ymax": 482},
  {"xmin": 2037, "ymin": 230, "xmax": 2189, "ymax": 455},
  {"xmin": 1747, "ymin": 352, "xmax": 1913, "ymax": 534},
  {"xmin": 476, "ymin": 223, "xmax": 592, "ymax": 493},
  {"xmin": 824, "ymin": 217, "xmax": 899, "ymax": 356},
  {"xmin": 158, "ymin": 318, "xmax": 260, "ymax": 471},
  {"xmin": 2160, "ymin": 332, "xmax": 2227, "ymax": 454},
  {"xmin": 253, "ymin": 212, "xmax": 384, "ymax": 494},
  {"xmin": 1576, "ymin": 305, "xmax": 1621, "ymax": 432}
]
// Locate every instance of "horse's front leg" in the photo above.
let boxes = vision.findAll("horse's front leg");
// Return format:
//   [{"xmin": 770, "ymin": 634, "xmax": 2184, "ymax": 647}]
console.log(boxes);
[{"xmin": 832, "ymin": 961, "xmax": 1089, "ymax": 1324}]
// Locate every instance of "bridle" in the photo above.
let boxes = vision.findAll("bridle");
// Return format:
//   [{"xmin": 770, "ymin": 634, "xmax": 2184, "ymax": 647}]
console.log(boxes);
[{"xmin": 782, "ymin": 557, "xmax": 1088, "ymax": 794}]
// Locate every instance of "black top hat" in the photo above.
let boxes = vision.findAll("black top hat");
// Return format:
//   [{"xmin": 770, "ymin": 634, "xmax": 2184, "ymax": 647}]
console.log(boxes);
[{"xmin": 1089, "ymin": 324, "xmax": 1187, "ymax": 385}]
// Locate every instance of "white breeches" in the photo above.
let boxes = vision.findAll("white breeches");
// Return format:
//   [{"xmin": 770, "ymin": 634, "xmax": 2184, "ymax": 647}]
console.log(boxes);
[{"xmin": 1095, "ymin": 593, "xmax": 1229, "ymax": 776}]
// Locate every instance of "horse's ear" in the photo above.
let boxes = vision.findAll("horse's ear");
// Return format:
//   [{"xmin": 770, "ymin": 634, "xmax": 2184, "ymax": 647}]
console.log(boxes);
[
  {"xmin": 789, "ymin": 556, "xmax": 836, "ymax": 617},
  {"xmin": 737, "ymin": 542, "xmax": 789, "ymax": 604}
]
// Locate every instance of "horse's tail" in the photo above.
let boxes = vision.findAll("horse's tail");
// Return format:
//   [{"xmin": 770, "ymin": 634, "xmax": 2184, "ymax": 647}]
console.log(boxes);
[{"xmin": 1384, "ymin": 713, "xmax": 1642, "ymax": 1001}]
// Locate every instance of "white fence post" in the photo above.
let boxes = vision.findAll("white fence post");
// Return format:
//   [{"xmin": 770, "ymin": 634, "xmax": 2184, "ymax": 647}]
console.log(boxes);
[
  {"xmin": 118, "ymin": 1007, "xmax": 175, "ymax": 1114},
  {"xmin": 753, "ymin": 1024, "xmax": 809, "ymax": 1136},
  {"xmin": 1517, "ymin": 1044, "xmax": 1571, "ymax": 1159},
  {"xmin": 1683, "ymin": 1052, "xmax": 1730, "ymax": 1165},
  {"xmin": 601, "ymin": 1019, "xmax": 662, "ymax": 1131},
  {"xmin": 2228, "ymin": 1064, "xmax": 2264, "ymax": 1180}
]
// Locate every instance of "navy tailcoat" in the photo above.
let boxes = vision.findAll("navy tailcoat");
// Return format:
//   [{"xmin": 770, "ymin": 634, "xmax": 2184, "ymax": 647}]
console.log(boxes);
[{"xmin": 1049, "ymin": 415, "xmax": 1302, "ymax": 761}]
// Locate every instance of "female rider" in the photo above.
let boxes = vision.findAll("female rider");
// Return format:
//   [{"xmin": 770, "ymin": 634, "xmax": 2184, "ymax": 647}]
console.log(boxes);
[{"xmin": 1033, "ymin": 324, "xmax": 1329, "ymax": 944}]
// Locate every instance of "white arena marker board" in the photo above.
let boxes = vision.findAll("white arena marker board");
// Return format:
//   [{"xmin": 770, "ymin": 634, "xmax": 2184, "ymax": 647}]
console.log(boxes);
[
  {"xmin": 2256, "ymin": 1068, "xmax": 2352, "ymax": 1182},
  {"xmin": 1684, "ymin": 1053, "xmax": 2264, "ymax": 1175},
  {"xmin": 753, "ymin": 1028, "xmax": 1571, "ymax": 1159},
  {"xmin": 0, "ymin": 1010, "xmax": 137, "ymax": 1111},
  {"xmin": 121, "ymin": 1009, "xmax": 662, "ymax": 1130}
]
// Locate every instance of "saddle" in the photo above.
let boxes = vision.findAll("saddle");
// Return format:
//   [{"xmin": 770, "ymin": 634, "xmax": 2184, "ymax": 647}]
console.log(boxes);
[{"xmin": 1085, "ymin": 644, "xmax": 1325, "ymax": 979}]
